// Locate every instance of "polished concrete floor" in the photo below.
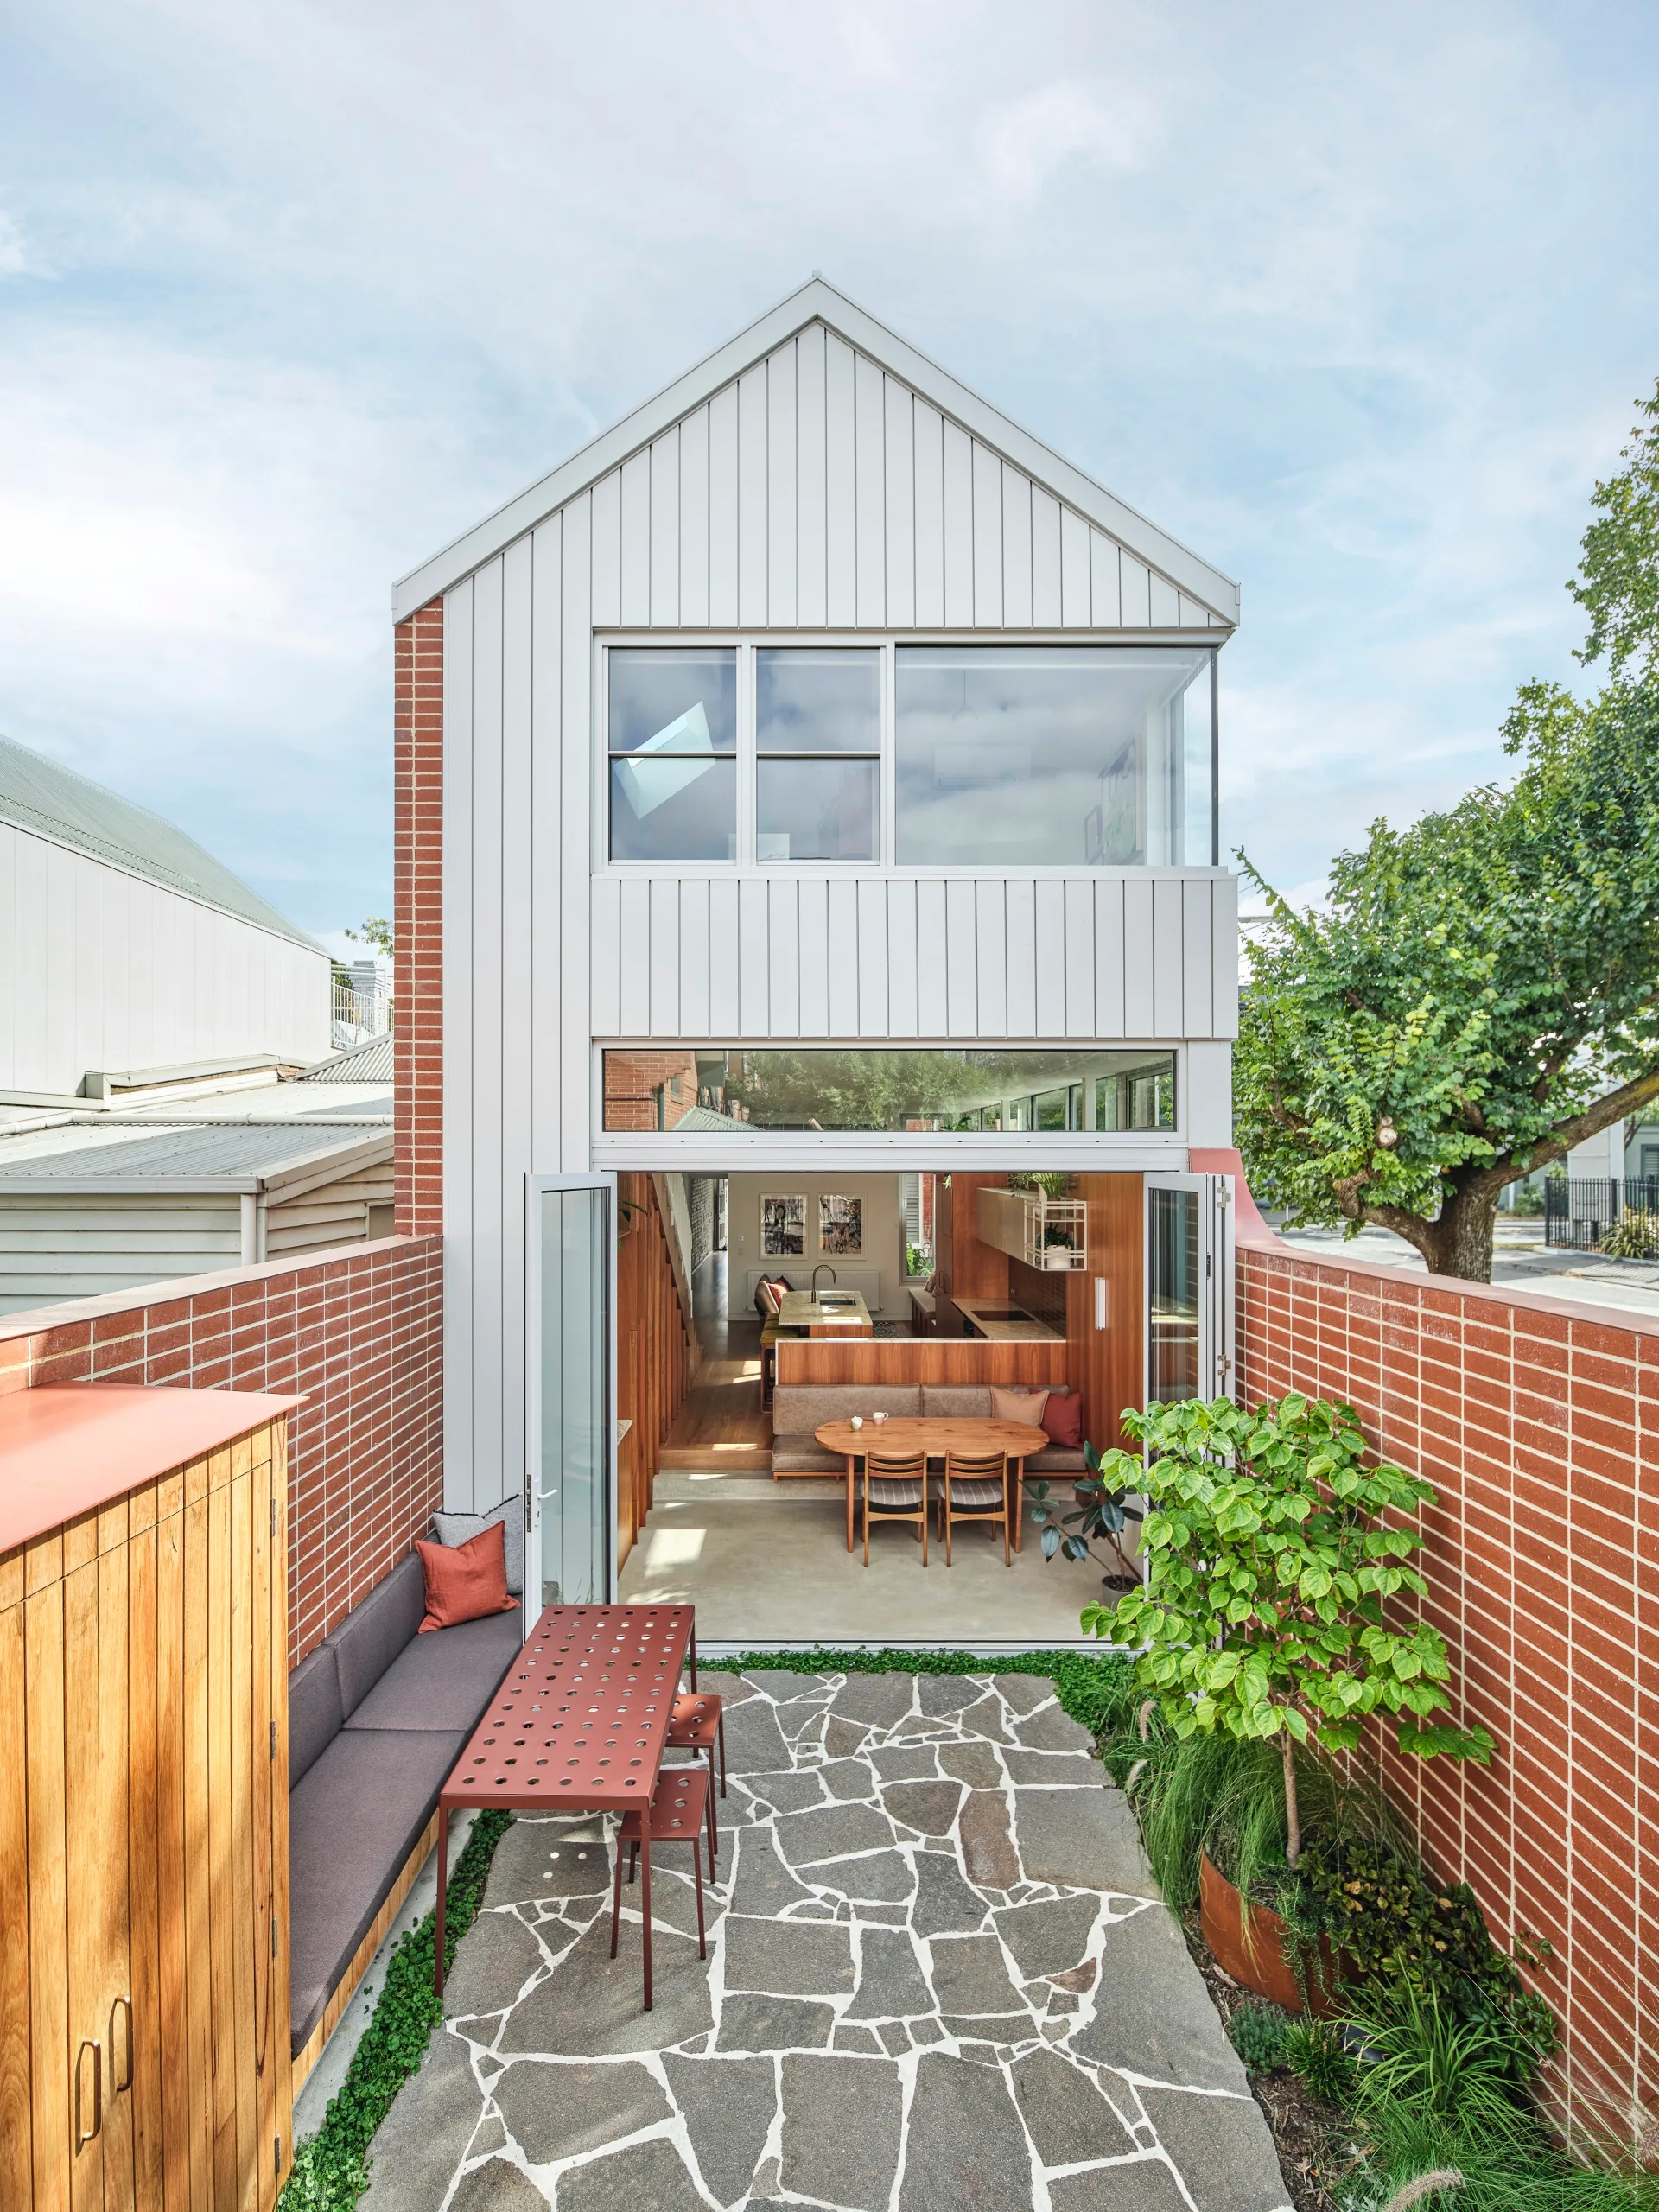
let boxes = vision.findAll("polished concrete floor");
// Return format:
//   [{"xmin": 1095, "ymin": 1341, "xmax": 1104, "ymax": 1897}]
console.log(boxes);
[{"xmin": 620, "ymin": 1473, "xmax": 1106, "ymax": 1646}]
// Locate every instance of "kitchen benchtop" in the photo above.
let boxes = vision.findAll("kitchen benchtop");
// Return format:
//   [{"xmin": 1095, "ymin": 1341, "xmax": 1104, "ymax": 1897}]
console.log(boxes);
[{"xmin": 953, "ymin": 1296, "xmax": 1065, "ymax": 1344}]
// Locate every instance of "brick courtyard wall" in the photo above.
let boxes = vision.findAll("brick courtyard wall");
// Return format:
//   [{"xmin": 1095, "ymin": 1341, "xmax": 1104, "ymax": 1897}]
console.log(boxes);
[
  {"xmin": 0, "ymin": 1236, "xmax": 444, "ymax": 1667},
  {"xmin": 396, "ymin": 601, "xmax": 445, "ymax": 1237},
  {"xmin": 1236, "ymin": 1232, "xmax": 1657, "ymax": 2157}
]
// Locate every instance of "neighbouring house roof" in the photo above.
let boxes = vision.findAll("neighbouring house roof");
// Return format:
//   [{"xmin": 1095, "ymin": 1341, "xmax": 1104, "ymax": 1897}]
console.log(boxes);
[
  {"xmin": 0, "ymin": 1122, "xmax": 391, "ymax": 1195},
  {"xmin": 297, "ymin": 1034, "xmax": 395, "ymax": 1083},
  {"xmin": 664, "ymin": 1106, "xmax": 751, "ymax": 1134},
  {"xmin": 393, "ymin": 276, "xmax": 1241, "ymax": 625},
  {"xmin": 0, "ymin": 731, "xmax": 323, "ymax": 953}
]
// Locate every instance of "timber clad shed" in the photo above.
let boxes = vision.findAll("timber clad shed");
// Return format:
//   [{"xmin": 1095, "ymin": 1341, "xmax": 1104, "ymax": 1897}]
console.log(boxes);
[{"xmin": 0, "ymin": 1121, "xmax": 394, "ymax": 1312}]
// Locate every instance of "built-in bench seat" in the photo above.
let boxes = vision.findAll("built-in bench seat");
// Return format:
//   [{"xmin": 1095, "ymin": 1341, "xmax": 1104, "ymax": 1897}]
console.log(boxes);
[
  {"xmin": 286, "ymin": 1553, "xmax": 522, "ymax": 2078},
  {"xmin": 771, "ymin": 1382, "xmax": 1088, "ymax": 1477}
]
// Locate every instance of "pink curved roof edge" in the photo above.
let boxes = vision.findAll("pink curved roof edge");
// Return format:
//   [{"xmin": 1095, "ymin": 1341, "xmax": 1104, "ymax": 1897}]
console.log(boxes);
[{"xmin": 0, "ymin": 1383, "xmax": 304, "ymax": 1554}]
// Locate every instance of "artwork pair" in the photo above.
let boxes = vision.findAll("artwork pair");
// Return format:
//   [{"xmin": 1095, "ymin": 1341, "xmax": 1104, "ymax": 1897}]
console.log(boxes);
[{"xmin": 761, "ymin": 1192, "xmax": 861, "ymax": 1257}]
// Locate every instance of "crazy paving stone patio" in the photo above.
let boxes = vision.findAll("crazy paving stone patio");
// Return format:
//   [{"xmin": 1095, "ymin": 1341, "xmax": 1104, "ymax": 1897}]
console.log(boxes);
[{"xmin": 362, "ymin": 1670, "xmax": 1292, "ymax": 2212}]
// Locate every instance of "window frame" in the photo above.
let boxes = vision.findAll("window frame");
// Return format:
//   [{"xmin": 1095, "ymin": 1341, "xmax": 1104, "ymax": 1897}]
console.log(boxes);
[{"xmin": 596, "ymin": 633, "xmax": 1220, "ymax": 875}]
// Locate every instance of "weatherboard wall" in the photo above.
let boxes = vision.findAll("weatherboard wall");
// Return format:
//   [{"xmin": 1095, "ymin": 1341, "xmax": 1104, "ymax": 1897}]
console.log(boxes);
[
  {"xmin": 0, "ymin": 817, "xmax": 331, "ymax": 1096},
  {"xmin": 431, "ymin": 317, "xmax": 1240, "ymax": 1510}
]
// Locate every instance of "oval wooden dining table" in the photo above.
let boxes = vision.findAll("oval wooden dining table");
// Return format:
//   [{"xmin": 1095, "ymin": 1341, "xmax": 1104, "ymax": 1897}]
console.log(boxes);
[{"xmin": 812, "ymin": 1415, "xmax": 1051, "ymax": 1553}]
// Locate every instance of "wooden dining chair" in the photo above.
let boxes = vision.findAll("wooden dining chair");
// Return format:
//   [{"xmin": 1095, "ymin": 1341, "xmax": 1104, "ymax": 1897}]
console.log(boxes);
[
  {"xmin": 861, "ymin": 1446, "xmax": 930, "ymax": 1566},
  {"xmin": 938, "ymin": 1446, "xmax": 1012, "ymax": 1566}
]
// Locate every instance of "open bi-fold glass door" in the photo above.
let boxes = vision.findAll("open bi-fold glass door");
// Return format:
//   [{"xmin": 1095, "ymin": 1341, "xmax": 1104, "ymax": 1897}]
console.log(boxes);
[
  {"xmin": 1144, "ymin": 1172, "xmax": 1234, "ymax": 1404},
  {"xmin": 525, "ymin": 1173, "xmax": 618, "ymax": 1611}
]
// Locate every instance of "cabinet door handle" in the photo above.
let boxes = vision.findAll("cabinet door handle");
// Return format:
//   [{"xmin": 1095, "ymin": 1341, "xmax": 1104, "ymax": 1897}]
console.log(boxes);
[
  {"xmin": 109, "ymin": 1997, "xmax": 133, "ymax": 2092},
  {"xmin": 75, "ymin": 2037, "xmax": 102, "ymax": 2149}
]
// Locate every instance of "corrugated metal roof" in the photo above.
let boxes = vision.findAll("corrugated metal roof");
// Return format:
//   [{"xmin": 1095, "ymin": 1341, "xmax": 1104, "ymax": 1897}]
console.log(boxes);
[
  {"xmin": 299, "ymin": 1034, "xmax": 394, "ymax": 1083},
  {"xmin": 664, "ymin": 1106, "xmax": 749, "ymax": 1134},
  {"xmin": 0, "ymin": 732, "xmax": 322, "ymax": 952},
  {"xmin": 0, "ymin": 1122, "xmax": 386, "ymax": 1192}
]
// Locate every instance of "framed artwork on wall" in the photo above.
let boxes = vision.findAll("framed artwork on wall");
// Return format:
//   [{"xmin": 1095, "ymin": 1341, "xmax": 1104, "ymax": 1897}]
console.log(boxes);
[
  {"xmin": 761, "ymin": 1194, "xmax": 807, "ymax": 1257},
  {"xmin": 818, "ymin": 1193, "xmax": 863, "ymax": 1255}
]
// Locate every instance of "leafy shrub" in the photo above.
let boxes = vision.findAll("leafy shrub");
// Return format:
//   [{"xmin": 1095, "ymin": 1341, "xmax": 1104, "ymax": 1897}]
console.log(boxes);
[
  {"xmin": 1282, "ymin": 2017, "xmax": 1357, "ymax": 2104},
  {"xmin": 1296, "ymin": 1835, "xmax": 1537, "ymax": 2017},
  {"xmin": 1508, "ymin": 1179, "xmax": 1546, "ymax": 1217},
  {"xmin": 1599, "ymin": 1212, "xmax": 1659, "ymax": 1261},
  {"xmin": 1228, "ymin": 1999, "xmax": 1292, "ymax": 2075}
]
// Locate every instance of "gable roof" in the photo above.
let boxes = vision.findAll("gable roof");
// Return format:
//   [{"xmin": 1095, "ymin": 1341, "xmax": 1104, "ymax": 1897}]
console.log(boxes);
[
  {"xmin": 0, "ymin": 733, "xmax": 323, "ymax": 953},
  {"xmin": 393, "ymin": 277, "xmax": 1239, "ymax": 626}
]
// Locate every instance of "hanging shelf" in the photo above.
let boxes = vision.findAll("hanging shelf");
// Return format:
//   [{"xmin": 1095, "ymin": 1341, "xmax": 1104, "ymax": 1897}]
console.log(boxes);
[{"xmin": 975, "ymin": 1186, "xmax": 1089, "ymax": 1271}]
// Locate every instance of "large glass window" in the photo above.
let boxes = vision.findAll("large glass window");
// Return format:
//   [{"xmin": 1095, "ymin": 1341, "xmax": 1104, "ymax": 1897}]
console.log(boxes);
[
  {"xmin": 602, "ymin": 1046, "xmax": 1178, "ymax": 1134},
  {"xmin": 608, "ymin": 647, "xmax": 736, "ymax": 861},
  {"xmin": 756, "ymin": 648, "xmax": 880, "ymax": 861},
  {"xmin": 895, "ymin": 645, "xmax": 1215, "ymax": 868}
]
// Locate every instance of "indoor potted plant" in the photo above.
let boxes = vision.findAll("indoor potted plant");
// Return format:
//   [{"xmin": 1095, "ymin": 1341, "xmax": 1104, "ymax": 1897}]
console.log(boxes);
[
  {"xmin": 1085, "ymin": 1392, "xmax": 1493, "ymax": 2009},
  {"xmin": 1041, "ymin": 1223, "xmax": 1077, "ymax": 1269},
  {"xmin": 1027, "ymin": 1443, "xmax": 1143, "ymax": 1590}
]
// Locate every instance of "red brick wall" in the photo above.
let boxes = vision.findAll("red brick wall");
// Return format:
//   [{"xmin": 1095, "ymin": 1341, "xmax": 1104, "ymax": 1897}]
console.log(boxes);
[
  {"xmin": 602, "ymin": 1050, "xmax": 702, "ymax": 1131},
  {"xmin": 1236, "ymin": 1236, "xmax": 1656, "ymax": 2156},
  {"xmin": 0, "ymin": 1237, "xmax": 444, "ymax": 1667},
  {"xmin": 396, "ymin": 602, "xmax": 444, "ymax": 1237}
]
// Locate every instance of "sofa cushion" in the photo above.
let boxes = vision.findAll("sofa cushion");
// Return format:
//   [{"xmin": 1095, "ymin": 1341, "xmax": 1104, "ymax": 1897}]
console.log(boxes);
[
  {"xmin": 288, "ymin": 1725, "xmax": 466, "ymax": 2052},
  {"xmin": 1021, "ymin": 1445, "xmax": 1088, "ymax": 1473},
  {"xmin": 771, "ymin": 1436, "xmax": 843, "ymax": 1474},
  {"xmin": 920, "ymin": 1385, "xmax": 992, "ymax": 1420},
  {"xmin": 287, "ymin": 1644, "xmax": 343, "ymax": 1789},
  {"xmin": 325, "ymin": 1554, "xmax": 425, "ymax": 1719},
  {"xmin": 344, "ymin": 1610, "xmax": 524, "ymax": 1732},
  {"xmin": 993, "ymin": 1385, "xmax": 1051, "ymax": 1427},
  {"xmin": 415, "ymin": 1523, "xmax": 517, "ymax": 1633},
  {"xmin": 434, "ymin": 1497, "xmax": 524, "ymax": 1597},
  {"xmin": 771, "ymin": 1385, "xmax": 922, "ymax": 1436},
  {"xmin": 1041, "ymin": 1390, "xmax": 1083, "ymax": 1448}
]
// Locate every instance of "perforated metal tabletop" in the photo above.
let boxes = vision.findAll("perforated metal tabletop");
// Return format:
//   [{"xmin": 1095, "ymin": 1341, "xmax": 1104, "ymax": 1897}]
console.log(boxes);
[{"xmin": 434, "ymin": 1602, "xmax": 696, "ymax": 2009}]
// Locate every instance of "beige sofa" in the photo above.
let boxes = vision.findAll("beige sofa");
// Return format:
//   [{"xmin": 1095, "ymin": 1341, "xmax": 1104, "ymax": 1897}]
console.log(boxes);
[{"xmin": 771, "ymin": 1382, "xmax": 1088, "ymax": 1477}]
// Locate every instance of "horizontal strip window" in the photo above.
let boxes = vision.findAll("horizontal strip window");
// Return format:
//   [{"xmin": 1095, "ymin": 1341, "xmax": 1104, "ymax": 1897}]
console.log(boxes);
[
  {"xmin": 604, "ymin": 639, "xmax": 1219, "ymax": 871},
  {"xmin": 603, "ymin": 1047, "xmax": 1176, "ymax": 1135}
]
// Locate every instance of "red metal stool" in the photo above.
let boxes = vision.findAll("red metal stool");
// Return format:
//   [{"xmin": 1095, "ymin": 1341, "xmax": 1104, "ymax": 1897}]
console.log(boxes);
[
  {"xmin": 611, "ymin": 1764, "xmax": 711, "ymax": 1986},
  {"xmin": 666, "ymin": 1692, "xmax": 727, "ymax": 1859}
]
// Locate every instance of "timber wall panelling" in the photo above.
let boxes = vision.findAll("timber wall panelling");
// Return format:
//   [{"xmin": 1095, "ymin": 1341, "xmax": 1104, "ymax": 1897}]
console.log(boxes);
[
  {"xmin": 1, "ymin": 1416, "xmax": 292, "ymax": 2210},
  {"xmin": 613, "ymin": 1173, "xmax": 695, "ymax": 1562}
]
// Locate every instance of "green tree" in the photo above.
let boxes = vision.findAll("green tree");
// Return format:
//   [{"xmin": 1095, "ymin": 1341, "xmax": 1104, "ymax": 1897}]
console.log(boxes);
[
  {"xmin": 345, "ymin": 917, "xmax": 395, "ymax": 959},
  {"xmin": 1236, "ymin": 382, "xmax": 1659, "ymax": 1281},
  {"xmin": 1086, "ymin": 1395, "xmax": 1491, "ymax": 1869}
]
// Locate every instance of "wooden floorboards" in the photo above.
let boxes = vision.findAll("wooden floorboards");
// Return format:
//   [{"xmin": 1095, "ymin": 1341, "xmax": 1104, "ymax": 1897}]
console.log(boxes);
[{"xmin": 658, "ymin": 1256, "xmax": 772, "ymax": 1471}]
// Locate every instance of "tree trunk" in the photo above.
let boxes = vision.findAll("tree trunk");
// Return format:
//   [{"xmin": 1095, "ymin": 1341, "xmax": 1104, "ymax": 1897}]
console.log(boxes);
[
  {"xmin": 1281, "ymin": 1732, "xmax": 1301, "ymax": 1871},
  {"xmin": 1417, "ymin": 1185, "xmax": 1500, "ymax": 1282}
]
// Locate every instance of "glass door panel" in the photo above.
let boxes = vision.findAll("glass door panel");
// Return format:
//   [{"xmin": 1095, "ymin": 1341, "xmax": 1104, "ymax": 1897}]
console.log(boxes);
[
  {"xmin": 527, "ymin": 1175, "xmax": 616, "ymax": 1609},
  {"xmin": 1145, "ymin": 1173, "xmax": 1233, "ymax": 1405}
]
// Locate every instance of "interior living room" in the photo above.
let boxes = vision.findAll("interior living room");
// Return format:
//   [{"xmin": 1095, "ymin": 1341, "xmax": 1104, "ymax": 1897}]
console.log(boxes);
[{"xmin": 596, "ymin": 1045, "xmax": 1227, "ymax": 1643}]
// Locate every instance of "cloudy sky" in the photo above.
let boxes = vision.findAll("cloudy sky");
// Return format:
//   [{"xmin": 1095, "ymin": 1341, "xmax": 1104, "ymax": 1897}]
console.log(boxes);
[{"xmin": 1, "ymin": 1, "xmax": 1655, "ymax": 955}]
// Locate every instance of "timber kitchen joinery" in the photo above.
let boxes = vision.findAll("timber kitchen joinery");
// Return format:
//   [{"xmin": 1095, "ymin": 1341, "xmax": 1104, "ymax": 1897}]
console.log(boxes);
[{"xmin": 0, "ymin": 1383, "xmax": 299, "ymax": 2212}]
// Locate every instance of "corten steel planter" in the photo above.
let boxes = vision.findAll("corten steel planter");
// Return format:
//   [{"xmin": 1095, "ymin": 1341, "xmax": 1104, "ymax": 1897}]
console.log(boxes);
[{"xmin": 1198, "ymin": 1850, "xmax": 1340, "ymax": 2016}]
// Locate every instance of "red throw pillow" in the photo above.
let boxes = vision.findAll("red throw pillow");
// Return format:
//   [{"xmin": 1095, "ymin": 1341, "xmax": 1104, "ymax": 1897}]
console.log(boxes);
[
  {"xmin": 1041, "ymin": 1391, "xmax": 1083, "ymax": 1448},
  {"xmin": 416, "ymin": 1522, "xmax": 518, "ymax": 1633}
]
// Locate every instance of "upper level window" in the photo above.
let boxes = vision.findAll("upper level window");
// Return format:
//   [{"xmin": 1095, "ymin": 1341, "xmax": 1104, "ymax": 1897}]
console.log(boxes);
[
  {"xmin": 756, "ymin": 648, "xmax": 879, "ymax": 861},
  {"xmin": 894, "ymin": 645, "xmax": 1215, "ymax": 868},
  {"xmin": 608, "ymin": 647, "xmax": 736, "ymax": 861}
]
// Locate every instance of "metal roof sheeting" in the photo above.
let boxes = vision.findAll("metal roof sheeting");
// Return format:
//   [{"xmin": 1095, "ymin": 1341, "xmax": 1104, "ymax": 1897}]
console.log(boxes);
[
  {"xmin": 0, "ymin": 732, "xmax": 321, "ymax": 952},
  {"xmin": 298, "ymin": 1034, "xmax": 395, "ymax": 1083},
  {"xmin": 0, "ymin": 1122, "xmax": 388, "ymax": 1192}
]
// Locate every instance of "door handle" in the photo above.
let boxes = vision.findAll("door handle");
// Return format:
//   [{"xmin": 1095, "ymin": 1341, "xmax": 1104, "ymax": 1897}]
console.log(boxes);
[
  {"xmin": 109, "ymin": 1996, "xmax": 133, "ymax": 2092},
  {"xmin": 75, "ymin": 2037, "xmax": 102, "ymax": 2149}
]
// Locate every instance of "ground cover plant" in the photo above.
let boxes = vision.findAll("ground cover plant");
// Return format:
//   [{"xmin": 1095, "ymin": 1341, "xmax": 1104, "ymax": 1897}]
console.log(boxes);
[{"xmin": 278, "ymin": 1808, "xmax": 512, "ymax": 2211}]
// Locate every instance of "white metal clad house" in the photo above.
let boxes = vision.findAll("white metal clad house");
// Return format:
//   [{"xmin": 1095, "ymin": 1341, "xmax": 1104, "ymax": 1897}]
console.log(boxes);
[
  {"xmin": 0, "ymin": 731, "xmax": 331, "ymax": 1101},
  {"xmin": 395, "ymin": 278, "xmax": 1242, "ymax": 1593}
]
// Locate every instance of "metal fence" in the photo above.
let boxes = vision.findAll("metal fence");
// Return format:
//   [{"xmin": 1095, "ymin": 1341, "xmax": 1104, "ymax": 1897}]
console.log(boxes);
[
  {"xmin": 1543, "ymin": 1176, "xmax": 1659, "ymax": 1252},
  {"xmin": 332, "ymin": 963, "xmax": 392, "ymax": 1048}
]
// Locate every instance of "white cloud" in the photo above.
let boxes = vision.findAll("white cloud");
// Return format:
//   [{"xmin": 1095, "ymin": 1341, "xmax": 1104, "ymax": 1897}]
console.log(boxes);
[{"xmin": 982, "ymin": 83, "xmax": 1160, "ymax": 198}]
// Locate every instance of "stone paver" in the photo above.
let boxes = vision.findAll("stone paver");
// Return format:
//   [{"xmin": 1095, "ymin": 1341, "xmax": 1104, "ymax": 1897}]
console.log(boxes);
[{"xmin": 363, "ymin": 1669, "xmax": 1289, "ymax": 2211}]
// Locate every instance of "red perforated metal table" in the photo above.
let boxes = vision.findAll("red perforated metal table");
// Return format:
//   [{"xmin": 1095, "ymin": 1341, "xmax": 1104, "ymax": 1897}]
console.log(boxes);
[{"xmin": 433, "ymin": 1602, "xmax": 696, "ymax": 2010}]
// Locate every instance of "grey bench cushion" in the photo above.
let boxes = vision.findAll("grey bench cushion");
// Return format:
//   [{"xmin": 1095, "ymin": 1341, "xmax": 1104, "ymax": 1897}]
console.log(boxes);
[
  {"xmin": 771, "ymin": 1384, "xmax": 922, "ymax": 1436},
  {"xmin": 345, "ymin": 1610, "xmax": 523, "ymax": 1732},
  {"xmin": 325, "ymin": 1554, "xmax": 426, "ymax": 1718},
  {"xmin": 919, "ymin": 1385, "xmax": 992, "ymax": 1419},
  {"xmin": 288, "ymin": 1643, "xmax": 344, "ymax": 1789},
  {"xmin": 1024, "ymin": 1446, "xmax": 1087, "ymax": 1473},
  {"xmin": 433, "ymin": 1500, "xmax": 524, "ymax": 1598},
  {"xmin": 772, "ymin": 1435, "xmax": 843, "ymax": 1473},
  {"xmin": 288, "ymin": 1725, "xmax": 466, "ymax": 2051}
]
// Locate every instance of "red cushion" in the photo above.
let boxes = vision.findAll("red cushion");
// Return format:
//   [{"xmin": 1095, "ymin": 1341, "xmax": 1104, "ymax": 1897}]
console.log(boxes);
[
  {"xmin": 1041, "ymin": 1391, "xmax": 1083, "ymax": 1448},
  {"xmin": 415, "ymin": 1522, "xmax": 518, "ymax": 1633}
]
